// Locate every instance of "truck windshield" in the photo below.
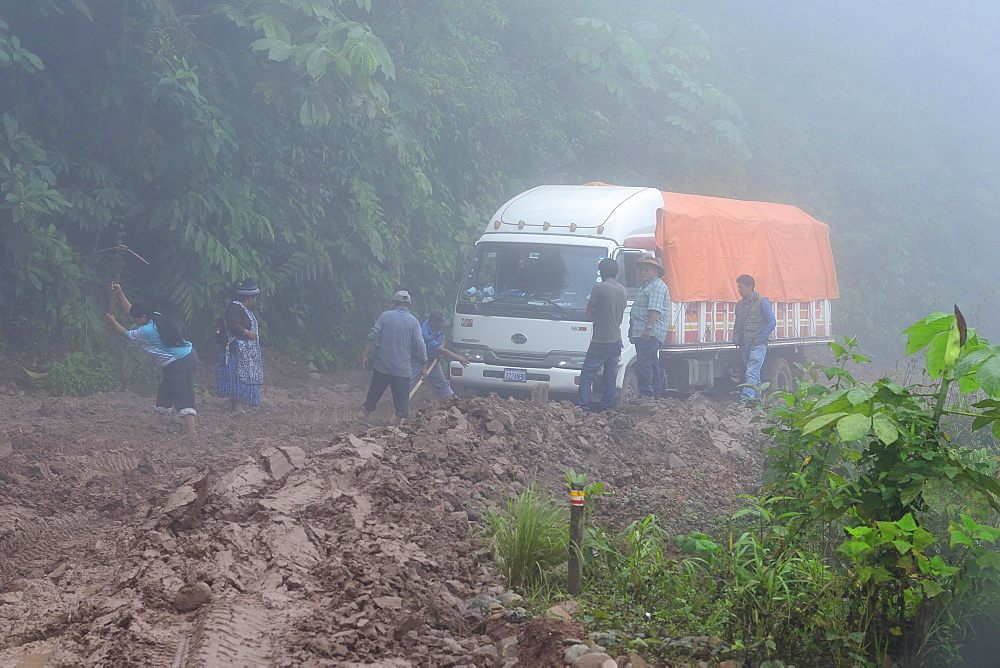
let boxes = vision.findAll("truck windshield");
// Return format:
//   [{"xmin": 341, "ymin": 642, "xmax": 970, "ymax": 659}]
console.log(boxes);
[{"xmin": 456, "ymin": 242, "xmax": 608, "ymax": 319}]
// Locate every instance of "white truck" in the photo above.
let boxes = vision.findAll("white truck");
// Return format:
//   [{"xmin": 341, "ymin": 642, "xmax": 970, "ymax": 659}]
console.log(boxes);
[{"xmin": 448, "ymin": 184, "xmax": 839, "ymax": 404}]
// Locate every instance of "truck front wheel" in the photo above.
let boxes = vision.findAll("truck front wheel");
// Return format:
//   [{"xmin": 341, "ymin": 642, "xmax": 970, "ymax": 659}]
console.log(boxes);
[{"xmin": 615, "ymin": 365, "xmax": 639, "ymax": 408}]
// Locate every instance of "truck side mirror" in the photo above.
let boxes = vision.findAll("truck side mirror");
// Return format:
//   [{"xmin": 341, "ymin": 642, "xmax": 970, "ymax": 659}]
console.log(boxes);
[{"xmin": 453, "ymin": 249, "xmax": 469, "ymax": 286}]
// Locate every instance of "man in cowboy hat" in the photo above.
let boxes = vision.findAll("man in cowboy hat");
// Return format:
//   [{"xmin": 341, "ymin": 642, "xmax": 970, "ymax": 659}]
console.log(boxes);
[
  {"xmin": 628, "ymin": 256, "xmax": 670, "ymax": 402},
  {"xmin": 361, "ymin": 290, "xmax": 427, "ymax": 419}
]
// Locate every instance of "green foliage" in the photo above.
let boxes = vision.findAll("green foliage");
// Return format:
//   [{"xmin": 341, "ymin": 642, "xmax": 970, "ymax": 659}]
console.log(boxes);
[
  {"xmin": 36, "ymin": 351, "xmax": 120, "ymax": 397},
  {"xmin": 0, "ymin": 0, "xmax": 752, "ymax": 364},
  {"xmin": 482, "ymin": 483, "xmax": 569, "ymax": 592},
  {"xmin": 757, "ymin": 314, "xmax": 1000, "ymax": 665},
  {"xmin": 0, "ymin": 19, "xmax": 44, "ymax": 73},
  {"xmin": 580, "ymin": 511, "xmax": 857, "ymax": 665},
  {"xmin": 573, "ymin": 313, "xmax": 1000, "ymax": 666}
]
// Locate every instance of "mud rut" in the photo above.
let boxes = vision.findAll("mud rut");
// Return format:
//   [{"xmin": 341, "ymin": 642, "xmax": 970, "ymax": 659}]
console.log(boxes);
[{"xmin": 0, "ymin": 364, "xmax": 766, "ymax": 666}]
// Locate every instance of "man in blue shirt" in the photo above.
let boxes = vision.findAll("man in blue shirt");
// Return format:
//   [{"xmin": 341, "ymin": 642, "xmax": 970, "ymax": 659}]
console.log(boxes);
[
  {"xmin": 734, "ymin": 274, "xmax": 777, "ymax": 404},
  {"xmin": 410, "ymin": 310, "xmax": 470, "ymax": 399},
  {"xmin": 361, "ymin": 291, "xmax": 427, "ymax": 419}
]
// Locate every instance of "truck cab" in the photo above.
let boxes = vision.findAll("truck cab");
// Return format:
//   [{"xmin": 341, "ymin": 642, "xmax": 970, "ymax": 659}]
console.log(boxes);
[{"xmin": 448, "ymin": 185, "xmax": 657, "ymax": 399}]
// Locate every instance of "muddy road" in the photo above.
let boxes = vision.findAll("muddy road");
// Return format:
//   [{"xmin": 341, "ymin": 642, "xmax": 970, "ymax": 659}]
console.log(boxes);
[{"xmin": 0, "ymin": 356, "xmax": 766, "ymax": 666}]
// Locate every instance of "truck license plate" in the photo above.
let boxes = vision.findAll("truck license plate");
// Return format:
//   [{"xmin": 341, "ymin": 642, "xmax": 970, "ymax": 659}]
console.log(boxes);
[{"xmin": 503, "ymin": 367, "xmax": 528, "ymax": 383}]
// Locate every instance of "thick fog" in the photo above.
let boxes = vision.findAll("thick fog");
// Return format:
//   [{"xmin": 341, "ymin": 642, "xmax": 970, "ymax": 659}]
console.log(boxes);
[{"xmin": 658, "ymin": 0, "xmax": 1000, "ymax": 353}]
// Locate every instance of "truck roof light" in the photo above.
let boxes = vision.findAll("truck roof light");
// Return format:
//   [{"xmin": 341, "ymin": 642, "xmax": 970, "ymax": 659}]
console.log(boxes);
[{"xmin": 490, "ymin": 219, "xmax": 606, "ymax": 232}]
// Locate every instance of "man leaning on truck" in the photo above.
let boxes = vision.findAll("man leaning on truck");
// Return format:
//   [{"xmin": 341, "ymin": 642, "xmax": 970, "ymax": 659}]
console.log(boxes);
[
  {"xmin": 628, "ymin": 257, "xmax": 670, "ymax": 402},
  {"xmin": 578, "ymin": 258, "xmax": 628, "ymax": 412},
  {"xmin": 734, "ymin": 274, "xmax": 777, "ymax": 404}
]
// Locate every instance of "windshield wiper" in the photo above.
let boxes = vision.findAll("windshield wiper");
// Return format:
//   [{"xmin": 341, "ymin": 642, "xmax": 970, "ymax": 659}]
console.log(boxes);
[
  {"xmin": 537, "ymin": 298, "xmax": 569, "ymax": 319},
  {"xmin": 481, "ymin": 294, "xmax": 569, "ymax": 319}
]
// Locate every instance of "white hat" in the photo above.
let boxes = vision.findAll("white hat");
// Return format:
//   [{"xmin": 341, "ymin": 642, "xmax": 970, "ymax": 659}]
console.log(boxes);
[{"xmin": 393, "ymin": 290, "xmax": 411, "ymax": 303}]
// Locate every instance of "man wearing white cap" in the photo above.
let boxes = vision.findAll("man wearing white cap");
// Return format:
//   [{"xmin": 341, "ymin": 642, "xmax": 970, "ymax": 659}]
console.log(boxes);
[{"xmin": 361, "ymin": 290, "xmax": 427, "ymax": 419}]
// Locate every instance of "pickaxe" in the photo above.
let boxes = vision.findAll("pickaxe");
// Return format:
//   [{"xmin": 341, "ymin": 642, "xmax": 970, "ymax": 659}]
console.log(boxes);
[{"xmin": 98, "ymin": 244, "xmax": 150, "ymax": 314}]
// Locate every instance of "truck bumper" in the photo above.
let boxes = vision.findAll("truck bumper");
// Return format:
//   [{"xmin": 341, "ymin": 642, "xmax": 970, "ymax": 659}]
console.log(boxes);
[{"xmin": 448, "ymin": 362, "xmax": 583, "ymax": 395}]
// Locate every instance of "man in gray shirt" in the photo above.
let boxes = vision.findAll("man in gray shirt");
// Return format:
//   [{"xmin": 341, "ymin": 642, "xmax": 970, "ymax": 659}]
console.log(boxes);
[
  {"xmin": 578, "ymin": 258, "xmax": 628, "ymax": 412},
  {"xmin": 362, "ymin": 290, "xmax": 427, "ymax": 419}
]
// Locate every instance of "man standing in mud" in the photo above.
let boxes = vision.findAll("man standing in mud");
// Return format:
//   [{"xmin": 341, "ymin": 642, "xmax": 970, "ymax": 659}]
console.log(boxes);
[
  {"xmin": 578, "ymin": 258, "xmax": 628, "ymax": 412},
  {"xmin": 362, "ymin": 291, "xmax": 427, "ymax": 420},
  {"xmin": 733, "ymin": 274, "xmax": 776, "ymax": 404},
  {"xmin": 628, "ymin": 257, "xmax": 670, "ymax": 402}
]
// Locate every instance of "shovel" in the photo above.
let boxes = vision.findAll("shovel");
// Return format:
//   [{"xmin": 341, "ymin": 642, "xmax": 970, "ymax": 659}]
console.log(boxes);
[{"xmin": 409, "ymin": 357, "xmax": 439, "ymax": 399}]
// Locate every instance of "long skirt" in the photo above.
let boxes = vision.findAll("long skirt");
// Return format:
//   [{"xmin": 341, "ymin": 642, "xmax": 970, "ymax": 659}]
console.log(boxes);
[{"xmin": 214, "ymin": 346, "xmax": 262, "ymax": 406}]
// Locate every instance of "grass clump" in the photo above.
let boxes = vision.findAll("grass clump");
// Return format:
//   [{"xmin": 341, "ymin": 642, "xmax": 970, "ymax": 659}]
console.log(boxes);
[{"xmin": 482, "ymin": 483, "xmax": 568, "ymax": 592}]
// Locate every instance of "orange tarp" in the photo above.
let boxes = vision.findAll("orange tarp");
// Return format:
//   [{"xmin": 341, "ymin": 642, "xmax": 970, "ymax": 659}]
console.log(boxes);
[{"xmin": 656, "ymin": 192, "xmax": 839, "ymax": 303}]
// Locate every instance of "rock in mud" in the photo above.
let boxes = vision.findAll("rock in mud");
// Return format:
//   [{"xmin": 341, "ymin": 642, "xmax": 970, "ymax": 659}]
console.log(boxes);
[
  {"xmin": 174, "ymin": 581, "xmax": 212, "ymax": 612},
  {"xmin": 572, "ymin": 652, "xmax": 617, "ymax": 667},
  {"xmin": 564, "ymin": 644, "xmax": 590, "ymax": 663}
]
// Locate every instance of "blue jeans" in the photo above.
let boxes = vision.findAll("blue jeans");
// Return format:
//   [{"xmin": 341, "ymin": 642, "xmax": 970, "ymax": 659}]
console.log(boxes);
[
  {"xmin": 631, "ymin": 336, "xmax": 662, "ymax": 397},
  {"xmin": 578, "ymin": 341, "xmax": 623, "ymax": 410},
  {"xmin": 740, "ymin": 343, "xmax": 767, "ymax": 402}
]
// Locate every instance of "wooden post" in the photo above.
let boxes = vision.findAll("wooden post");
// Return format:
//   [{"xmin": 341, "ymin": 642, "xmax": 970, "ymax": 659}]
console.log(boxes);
[
  {"xmin": 568, "ymin": 482, "xmax": 585, "ymax": 595},
  {"xmin": 530, "ymin": 382, "xmax": 549, "ymax": 405}
]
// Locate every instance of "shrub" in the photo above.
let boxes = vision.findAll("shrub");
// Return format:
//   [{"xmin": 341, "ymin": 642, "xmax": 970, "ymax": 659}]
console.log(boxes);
[
  {"xmin": 482, "ymin": 484, "xmax": 569, "ymax": 591},
  {"xmin": 38, "ymin": 351, "xmax": 119, "ymax": 396}
]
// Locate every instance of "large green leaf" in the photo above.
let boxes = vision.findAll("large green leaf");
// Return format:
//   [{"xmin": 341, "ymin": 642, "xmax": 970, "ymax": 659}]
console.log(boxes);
[
  {"xmin": 836, "ymin": 413, "xmax": 871, "ymax": 442},
  {"xmin": 925, "ymin": 330, "xmax": 949, "ymax": 379},
  {"xmin": 904, "ymin": 313, "xmax": 952, "ymax": 355},
  {"xmin": 872, "ymin": 414, "xmax": 898, "ymax": 445},
  {"xmin": 802, "ymin": 411, "xmax": 847, "ymax": 434},
  {"xmin": 976, "ymin": 355, "xmax": 1000, "ymax": 396}
]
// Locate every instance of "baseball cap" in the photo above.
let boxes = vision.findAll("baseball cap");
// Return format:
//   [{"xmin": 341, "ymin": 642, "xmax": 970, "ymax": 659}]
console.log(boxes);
[{"xmin": 393, "ymin": 290, "xmax": 411, "ymax": 303}]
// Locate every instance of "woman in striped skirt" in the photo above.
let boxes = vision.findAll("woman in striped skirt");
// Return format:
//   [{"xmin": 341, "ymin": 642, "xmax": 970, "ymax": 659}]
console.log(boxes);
[{"xmin": 214, "ymin": 278, "xmax": 263, "ymax": 412}]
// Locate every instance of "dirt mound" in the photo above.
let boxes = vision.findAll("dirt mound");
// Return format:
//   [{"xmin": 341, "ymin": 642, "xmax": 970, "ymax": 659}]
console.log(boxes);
[{"xmin": 0, "ymin": 378, "xmax": 764, "ymax": 665}]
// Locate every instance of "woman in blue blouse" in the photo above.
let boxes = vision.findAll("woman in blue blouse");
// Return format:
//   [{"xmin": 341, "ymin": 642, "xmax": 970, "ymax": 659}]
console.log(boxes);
[{"xmin": 105, "ymin": 283, "xmax": 199, "ymax": 436}]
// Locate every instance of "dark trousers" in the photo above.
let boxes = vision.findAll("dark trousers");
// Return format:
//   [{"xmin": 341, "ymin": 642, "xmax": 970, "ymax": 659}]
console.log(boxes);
[
  {"xmin": 631, "ymin": 336, "xmax": 662, "ymax": 397},
  {"xmin": 157, "ymin": 348, "xmax": 199, "ymax": 416},
  {"xmin": 578, "ymin": 341, "xmax": 623, "ymax": 410},
  {"xmin": 364, "ymin": 370, "xmax": 411, "ymax": 417}
]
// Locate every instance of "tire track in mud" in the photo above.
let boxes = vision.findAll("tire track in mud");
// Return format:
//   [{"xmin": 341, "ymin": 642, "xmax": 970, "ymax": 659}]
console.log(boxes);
[
  {"xmin": 84, "ymin": 449, "xmax": 141, "ymax": 475},
  {"xmin": 174, "ymin": 601, "xmax": 276, "ymax": 667},
  {"xmin": 0, "ymin": 508, "xmax": 107, "ymax": 582}
]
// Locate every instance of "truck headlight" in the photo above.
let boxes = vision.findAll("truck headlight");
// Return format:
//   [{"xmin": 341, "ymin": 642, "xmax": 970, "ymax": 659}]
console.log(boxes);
[
  {"xmin": 552, "ymin": 352, "xmax": 588, "ymax": 370},
  {"xmin": 451, "ymin": 346, "xmax": 487, "ymax": 363}
]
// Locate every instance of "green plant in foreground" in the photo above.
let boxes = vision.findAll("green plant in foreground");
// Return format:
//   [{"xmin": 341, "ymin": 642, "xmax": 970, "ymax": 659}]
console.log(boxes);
[
  {"xmin": 482, "ymin": 484, "xmax": 568, "ymax": 591},
  {"xmin": 36, "ymin": 351, "xmax": 120, "ymax": 396},
  {"xmin": 573, "ymin": 310, "xmax": 1000, "ymax": 667},
  {"xmin": 757, "ymin": 308, "xmax": 1000, "ymax": 665}
]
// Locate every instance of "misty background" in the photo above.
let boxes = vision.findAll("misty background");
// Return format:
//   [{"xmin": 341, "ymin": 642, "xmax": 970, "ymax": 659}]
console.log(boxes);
[{"xmin": 1, "ymin": 0, "xmax": 997, "ymax": 367}]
